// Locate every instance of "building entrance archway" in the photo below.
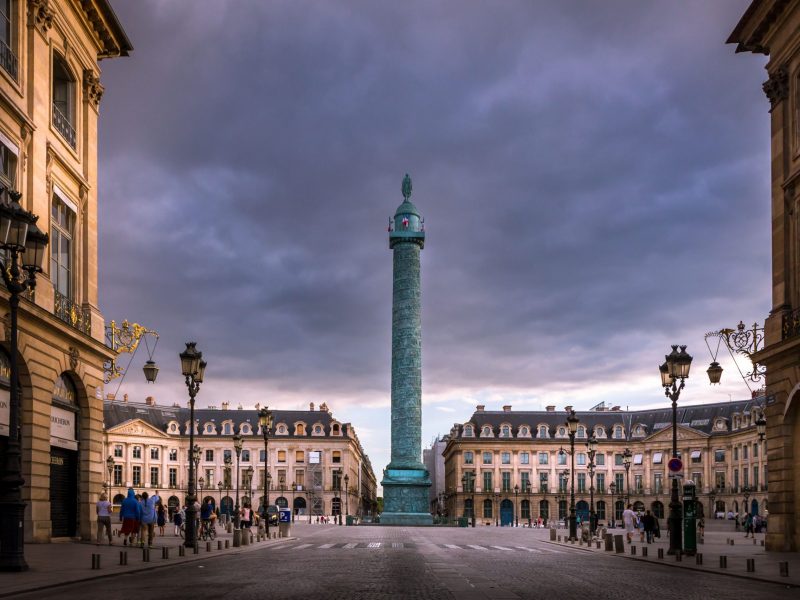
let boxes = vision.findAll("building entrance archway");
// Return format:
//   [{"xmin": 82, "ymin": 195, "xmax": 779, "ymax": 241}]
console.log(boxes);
[{"xmin": 500, "ymin": 499, "xmax": 513, "ymax": 526}]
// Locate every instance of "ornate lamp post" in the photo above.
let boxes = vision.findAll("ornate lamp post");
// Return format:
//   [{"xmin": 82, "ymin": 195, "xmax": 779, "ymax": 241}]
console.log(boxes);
[
  {"xmin": 622, "ymin": 448, "xmax": 632, "ymax": 504},
  {"xmin": 525, "ymin": 481, "xmax": 532, "ymax": 526},
  {"xmin": 462, "ymin": 473, "xmax": 475, "ymax": 527},
  {"xmin": 494, "ymin": 492, "xmax": 500, "ymax": 527},
  {"xmin": 224, "ymin": 455, "xmax": 232, "ymax": 518},
  {"xmin": 660, "ymin": 344, "xmax": 693, "ymax": 556},
  {"xmin": 180, "ymin": 341, "xmax": 206, "ymax": 549},
  {"xmin": 192, "ymin": 445, "xmax": 200, "ymax": 489},
  {"xmin": 743, "ymin": 487, "xmax": 751, "ymax": 515},
  {"xmin": 566, "ymin": 410, "xmax": 579, "ymax": 541},
  {"xmin": 199, "ymin": 476, "xmax": 205, "ymax": 499},
  {"xmin": 709, "ymin": 491, "xmax": 716, "ymax": 519},
  {"xmin": 0, "ymin": 189, "xmax": 48, "ymax": 572},
  {"xmin": 586, "ymin": 433, "xmax": 597, "ymax": 535},
  {"xmin": 245, "ymin": 466, "xmax": 254, "ymax": 508},
  {"xmin": 609, "ymin": 482, "xmax": 617, "ymax": 528},
  {"xmin": 514, "ymin": 484, "xmax": 519, "ymax": 527},
  {"xmin": 106, "ymin": 455, "xmax": 115, "ymax": 495},
  {"xmin": 756, "ymin": 413, "xmax": 767, "ymax": 443},
  {"xmin": 217, "ymin": 481, "xmax": 223, "ymax": 511},
  {"xmin": 233, "ymin": 434, "xmax": 243, "ymax": 528},
  {"xmin": 258, "ymin": 407, "xmax": 273, "ymax": 536},
  {"xmin": 344, "ymin": 474, "xmax": 350, "ymax": 522}
]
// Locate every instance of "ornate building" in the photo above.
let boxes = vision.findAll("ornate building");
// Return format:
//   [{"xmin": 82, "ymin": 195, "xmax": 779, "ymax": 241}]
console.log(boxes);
[
  {"xmin": 0, "ymin": 0, "xmax": 131, "ymax": 542},
  {"xmin": 728, "ymin": 1, "xmax": 800, "ymax": 552},
  {"xmin": 102, "ymin": 397, "xmax": 378, "ymax": 520},
  {"xmin": 442, "ymin": 401, "xmax": 767, "ymax": 527}
]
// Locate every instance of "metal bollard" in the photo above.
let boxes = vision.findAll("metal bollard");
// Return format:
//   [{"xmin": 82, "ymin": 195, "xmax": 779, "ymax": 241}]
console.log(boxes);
[
  {"xmin": 614, "ymin": 535, "xmax": 624, "ymax": 554},
  {"xmin": 557, "ymin": 535, "xmax": 561, "ymax": 543},
  {"xmin": 675, "ymin": 552, "xmax": 682, "ymax": 562},
  {"xmin": 779, "ymin": 561, "xmax": 789, "ymax": 577},
  {"xmin": 657, "ymin": 548, "xmax": 664, "ymax": 559},
  {"xmin": 119, "ymin": 551, "xmax": 128, "ymax": 566},
  {"xmin": 233, "ymin": 529, "xmax": 241, "ymax": 547},
  {"xmin": 178, "ymin": 545, "xmax": 185, "ymax": 557},
  {"xmin": 162, "ymin": 547, "xmax": 169, "ymax": 559},
  {"xmin": 91, "ymin": 554, "xmax": 101, "ymax": 570},
  {"xmin": 218, "ymin": 541, "xmax": 222, "ymax": 550},
  {"xmin": 753, "ymin": 538, "xmax": 757, "ymax": 545},
  {"xmin": 696, "ymin": 553, "xmax": 703, "ymax": 565},
  {"xmin": 206, "ymin": 541, "xmax": 211, "ymax": 552},
  {"xmin": 596, "ymin": 541, "xmax": 601, "ymax": 549},
  {"xmin": 642, "ymin": 547, "xmax": 647, "ymax": 557},
  {"xmin": 193, "ymin": 544, "xmax": 199, "ymax": 555},
  {"xmin": 746, "ymin": 559, "xmax": 755, "ymax": 572},
  {"xmin": 604, "ymin": 534, "xmax": 613, "ymax": 552},
  {"xmin": 225, "ymin": 540, "xmax": 230, "ymax": 549},
  {"xmin": 242, "ymin": 530, "xmax": 250, "ymax": 546},
  {"xmin": 720, "ymin": 556, "xmax": 727, "ymax": 569},
  {"xmin": 250, "ymin": 533, "xmax": 254, "ymax": 544},
  {"xmin": 142, "ymin": 548, "xmax": 150, "ymax": 562},
  {"xmin": 631, "ymin": 545, "xmax": 636, "ymax": 555}
]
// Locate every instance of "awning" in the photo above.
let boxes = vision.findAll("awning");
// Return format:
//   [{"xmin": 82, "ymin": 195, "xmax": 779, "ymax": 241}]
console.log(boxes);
[
  {"xmin": 691, "ymin": 450, "xmax": 702, "ymax": 459},
  {"xmin": 653, "ymin": 452, "xmax": 663, "ymax": 464}
]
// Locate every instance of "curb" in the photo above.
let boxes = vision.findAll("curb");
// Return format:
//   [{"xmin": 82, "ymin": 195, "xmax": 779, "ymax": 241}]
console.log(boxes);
[
  {"xmin": 542, "ymin": 540, "xmax": 799, "ymax": 589},
  {"xmin": 0, "ymin": 537, "xmax": 295, "ymax": 599}
]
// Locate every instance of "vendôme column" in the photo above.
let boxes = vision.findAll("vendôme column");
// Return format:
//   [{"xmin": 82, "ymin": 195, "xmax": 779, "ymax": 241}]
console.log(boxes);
[{"xmin": 380, "ymin": 174, "xmax": 432, "ymax": 525}]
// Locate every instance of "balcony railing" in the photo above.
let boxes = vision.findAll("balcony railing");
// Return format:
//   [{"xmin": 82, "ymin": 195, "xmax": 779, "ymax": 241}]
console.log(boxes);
[
  {"xmin": 52, "ymin": 104, "xmax": 76, "ymax": 148},
  {"xmin": 0, "ymin": 39, "xmax": 17, "ymax": 81},
  {"xmin": 54, "ymin": 290, "xmax": 91, "ymax": 335}
]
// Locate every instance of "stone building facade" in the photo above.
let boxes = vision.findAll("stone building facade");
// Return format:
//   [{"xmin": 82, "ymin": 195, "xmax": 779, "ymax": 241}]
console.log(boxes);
[
  {"xmin": 442, "ymin": 402, "xmax": 767, "ymax": 527},
  {"xmin": 103, "ymin": 398, "xmax": 378, "ymax": 520},
  {"xmin": 0, "ymin": 0, "xmax": 130, "ymax": 542},
  {"xmin": 728, "ymin": 0, "xmax": 800, "ymax": 552}
]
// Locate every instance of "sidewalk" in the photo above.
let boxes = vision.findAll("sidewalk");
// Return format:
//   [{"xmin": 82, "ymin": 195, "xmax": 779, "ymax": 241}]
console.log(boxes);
[
  {"xmin": 0, "ymin": 526, "xmax": 293, "ymax": 598},
  {"xmin": 546, "ymin": 526, "xmax": 799, "ymax": 588}
]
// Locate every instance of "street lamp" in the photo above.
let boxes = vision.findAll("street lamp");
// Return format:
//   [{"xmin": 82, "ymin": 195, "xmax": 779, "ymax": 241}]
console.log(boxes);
[
  {"xmin": 217, "ymin": 481, "xmax": 223, "ymax": 511},
  {"xmin": 743, "ymin": 487, "xmax": 751, "ymax": 515},
  {"xmin": 609, "ymin": 482, "xmax": 617, "ymax": 528},
  {"xmin": 586, "ymin": 433, "xmax": 597, "ymax": 535},
  {"xmin": 462, "ymin": 473, "xmax": 475, "ymax": 527},
  {"xmin": 514, "ymin": 484, "xmax": 519, "ymax": 527},
  {"xmin": 344, "ymin": 474, "xmax": 350, "ymax": 522},
  {"xmin": 106, "ymin": 455, "xmax": 115, "ymax": 495},
  {"xmin": 525, "ymin": 481, "xmax": 532, "ymax": 526},
  {"xmin": 622, "ymin": 448, "xmax": 632, "ymax": 504},
  {"xmin": 224, "ymin": 455, "xmax": 232, "ymax": 518},
  {"xmin": 756, "ymin": 413, "xmax": 767, "ymax": 443},
  {"xmin": 660, "ymin": 343, "xmax": 693, "ymax": 556},
  {"xmin": 566, "ymin": 409, "xmax": 579, "ymax": 541},
  {"xmin": 258, "ymin": 407, "xmax": 273, "ymax": 537},
  {"xmin": 709, "ymin": 491, "xmax": 716, "ymax": 519},
  {"xmin": 233, "ymin": 434, "xmax": 243, "ymax": 528},
  {"xmin": 245, "ymin": 466, "xmax": 254, "ymax": 508},
  {"xmin": 0, "ymin": 189, "xmax": 48, "ymax": 572},
  {"xmin": 179, "ymin": 342, "xmax": 205, "ymax": 548},
  {"xmin": 494, "ymin": 492, "xmax": 500, "ymax": 527}
]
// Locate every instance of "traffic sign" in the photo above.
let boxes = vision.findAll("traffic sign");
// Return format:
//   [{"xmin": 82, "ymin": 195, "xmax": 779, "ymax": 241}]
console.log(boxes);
[{"xmin": 667, "ymin": 457, "xmax": 683, "ymax": 473}]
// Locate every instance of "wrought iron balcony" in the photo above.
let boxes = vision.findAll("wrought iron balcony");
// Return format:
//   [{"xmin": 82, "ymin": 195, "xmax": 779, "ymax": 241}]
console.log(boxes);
[
  {"xmin": 54, "ymin": 291, "xmax": 91, "ymax": 335},
  {"xmin": 52, "ymin": 104, "xmax": 76, "ymax": 148},
  {"xmin": 0, "ymin": 39, "xmax": 17, "ymax": 81}
]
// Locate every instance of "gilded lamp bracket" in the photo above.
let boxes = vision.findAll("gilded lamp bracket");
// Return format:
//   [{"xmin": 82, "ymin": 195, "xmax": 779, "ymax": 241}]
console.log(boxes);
[
  {"xmin": 104, "ymin": 319, "xmax": 160, "ymax": 384},
  {"xmin": 704, "ymin": 321, "xmax": 766, "ymax": 390}
]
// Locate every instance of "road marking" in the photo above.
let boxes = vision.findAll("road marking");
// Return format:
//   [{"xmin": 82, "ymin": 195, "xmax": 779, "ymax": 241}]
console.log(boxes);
[
  {"xmin": 318, "ymin": 543, "xmax": 335, "ymax": 548},
  {"xmin": 491, "ymin": 546, "xmax": 514, "ymax": 551},
  {"xmin": 467, "ymin": 544, "xmax": 488, "ymax": 550},
  {"xmin": 445, "ymin": 544, "xmax": 460, "ymax": 549},
  {"xmin": 515, "ymin": 546, "xmax": 543, "ymax": 553},
  {"xmin": 368, "ymin": 542, "xmax": 381, "ymax": 548},
  {"xmin": 292, "ymin": 543, "xmax": 313, "ymax": 550},
  {"xmin": 391, "ymin": 543, "xmax": 404, "ymax": 549},
  {"xmin": 343, "ymin": 543, "xmax": 358, "ymax": 549}
]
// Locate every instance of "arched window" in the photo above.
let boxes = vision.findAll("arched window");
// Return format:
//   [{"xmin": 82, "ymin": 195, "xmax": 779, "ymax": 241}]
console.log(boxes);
[
  {"xmin": 558, "ymin": 427, "xmax": 566, "ymax": 438},
  {"xmin": 521, "ymin": 499, "xmax": 531, "ymax": 520},
  {"xmin": 296, "ymin": 424, "xmax": 305, "ymax": 436},
  {"xmin": 483, "ymin": 499, "xmax": 493, "ymax": 518},
  {"xmin": 538, "ymin": 425, "xmax": 548, "ymax": 438},
  {"xmin": 596, "ymin": 500, "xmax": 606, "ymax": 520},
  {"xmin": 577, "ymin": 426, "xmax": 585, "ymax": 438},
  {"xmin": 314, "ymin": 425, "xmax": 322, "ymax": 434},
  {"xmin": 613, "ymin": 426, "xmax": 624, "ymax": 439},
  {"xmin": 464, "ymin": 498, "xmax": 474, "ymax": 519},
  {"xmin": 595, "ymin": 426, "xmax": 605, "ymax": 438},
  {"xmin": 52, "ymin": 374, "xmax": 76, "ymax": 405},
  {"xmin": 241, "ymin": 424, "xmax": 251, "ymax": 434},
  {"xmin": 331, "ymin": 497, "xmax": 342, "ymax": 516},
  {"xmin": 204, "ymin": 423, "xmax": 215, "ymax": 434},
  {"xmin": 223, "ymin": 423, "xmax": 231, "ymax": 435},
  {"xmin": 331, "ymin": 423, "xmax": 341, "ymax": 435},
  {"xmin": 519, "ymin": 426, "xmax": 528, "ymax": 436},
  {"xmin": 482, "ymin": 426, "xmax": 492, "ymax": 437},
  {"xmin": 52, "ymin": 53, "xmax": 76, "ymax": 147},
  {"xmin": 463, "ymin": 425, "xmax": 473, "ymax": 437},
  {"xmin": 501, "ymin": 425, "xmax": 510, "ymax": 438},
  {"xmin": 539, "ymin": 500, "xmax": 549, "ymax": 519}
]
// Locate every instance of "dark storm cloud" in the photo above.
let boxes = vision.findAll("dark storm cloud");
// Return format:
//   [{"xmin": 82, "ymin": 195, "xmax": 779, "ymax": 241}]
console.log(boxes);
[{"xmin": 98, "ymin": 0, "xmax": 767, "ymax": 427}]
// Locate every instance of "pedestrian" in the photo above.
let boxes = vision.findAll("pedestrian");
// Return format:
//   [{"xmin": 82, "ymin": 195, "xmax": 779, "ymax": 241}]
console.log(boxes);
[
  {"xmin": 744, "ymin": 512, "xmax": 754, "ymax": 538},
  {"xmin": 140, "ymin": 491, "xmax": 158, "ymax": 548},
  {"xmin": 240, "ymin": 503, "xmax": 252, "ymax": 531},
  {"xmin": 157, "ymin": 501, "xmax": 166, "ymax": 536},
  {"xmin": 118, "ymin": 488, "xmax": 142, "ymax": 546},
  {"xmin": 96, "ymin": 492, "xmax": 113, "ymax": 546},
  {"xmin": 642, "ymin": 510, "xmax": 655, "ymax": 544},
  {"xmin": 174, "ymin": 505, "xmax": 184, "ymax": 536},
  {"xmin": 622, "ymin": 504, "xmax": 637, "ymax": 544},
  {"xmin": 638, "ymin": 513, "xmax": 645, "ymax": 543},
  {"xmin": 734, "ymin": 514, "xmax": 741, "ymax": 531}
]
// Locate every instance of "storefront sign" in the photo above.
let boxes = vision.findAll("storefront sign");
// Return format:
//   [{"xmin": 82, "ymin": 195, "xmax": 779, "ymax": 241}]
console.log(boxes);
[
  {"xmin": 50, "ymin": 405, "xmax": 77, "ymax": 451},
  {"xmin": 0, "ymin": 388, "xmax": 9, "ymax": 436}
]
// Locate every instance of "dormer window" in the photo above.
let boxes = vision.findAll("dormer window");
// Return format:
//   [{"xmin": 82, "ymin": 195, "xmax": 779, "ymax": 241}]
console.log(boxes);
[
  {"xmin": 613, "ymin": 426, "xmax": 624, "ymax": 439},
  {"xmin": 241, "ymin": 423, "xmax": 251, "ymax": 435},
  {"xmin": 501, "ymin": 425, "xmax": 511, "ymax": 438},
  {"xmin": 519, "ymin": 426, "xmax": 528, "ymax": 437},
  {"xmin": 557, "ymin": 427, "xmax": 566, "ymax": 438},
  {"xmin": 577, "ymin": 426, "xmax": 586, "ymax": 438},
  {"xmin": 331, "ymin": 423, "xmax": 341, "ymax": 436},
  {"xmin": 277, "ymin": 424, "xmax": 287, "ymax": 435},
  {"xmin": 168, "ymin": 422, "xmax": 178, "ymax": 433},
  {"xmin": 594, "ymin": 426, "xmax": 605, "ymax": 438},
  {"xmin": 313, "ymin": 424, "xmax": 323, "ymax": 435},
  {"xmin": 463, "ymin": 425, "xmax": 474, "ymax": 437},
  {"xmin": 714, "ymin": 419, "xmax": 726, "ymax": 431},
  {"xmin": 204, "ymin": 423, "xmax": 215, "ymax": 434},
  {"xmin": 295, "ymin": 423, "xmax": 306, "ymax": 436},
  {"xmin": 52, "ymin": 53, "xmax": 76, "ymax": 148},
  {"xmin": 481, "ymin": 426, "xmax": 493, "ymax": 438},
  {"xmin": 538, "ymin": 425, "xmax": 548, "ymax": 438}
]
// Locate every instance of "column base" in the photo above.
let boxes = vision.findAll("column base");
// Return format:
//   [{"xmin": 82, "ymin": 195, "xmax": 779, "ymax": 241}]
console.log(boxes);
[{"xmin": 381, "ymin": 467, "xmax": 432, "ymax": 526}]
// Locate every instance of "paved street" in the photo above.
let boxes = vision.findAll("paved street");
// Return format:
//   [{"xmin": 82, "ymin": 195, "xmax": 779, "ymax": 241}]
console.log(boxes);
[{"xmin": 6, "ymin": 524, "xmax": 797, "ymax": 600}]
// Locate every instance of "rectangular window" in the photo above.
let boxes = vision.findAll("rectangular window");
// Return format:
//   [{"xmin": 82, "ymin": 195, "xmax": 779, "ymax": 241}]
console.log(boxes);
[
  {"xmin": 714, "ymin": 450, "xmax": 725, "ymax": 463},
  {"xmin": 259, "ymin": 450, "xmax": 265, "ymax": 462},
  {"xmin": 295, "ymin": 451, "xmax": 305, "ymax": 463},
  {"xmin": 464, "ymin": 451, "xmax": 474, "ymax": 464},
  {"xmin": 691, "ymin": 450, "xmax": 701, "ymax": 463},
  {"xmin": 734, "ymin": 469, "xmax": 740, "ymax": 489},
  {"xmin": 332, "ymin": 451, "xmax": 341, "ymax": 463},
  {"xmin": 558, "ymin": 473, "xmax": 567, "ymax": 493},
  {"xmin": 169, "ymin": 468, "xmax": 177, "ymax": 487},
  {"xmin": 150, "ymin": 447, "xmax": 159, "ymax": 460},
  {"xmin": 614, "ymin": 473, "xmax": 624, "ymax": 491},
  {"xmin": 577, "ymin": 453, "xmax": 586, "ymax": 466},
  {"xmin": 715, "ymin": 471, "xmax": 725, "ymax": 490},
  {"xmin": 0, "ymin": 138, "xmax": 17, "ymax": 187},
  {"xmin": 595, "ymin": 453, "xmax": 605, "ymax": 466},
  {"xmin": 502, "ymin": 471, "xmax": 511, "ymax": 492},
  {"xmin": 653, "ymin": 473, "xmax": 663, "ymax": 494},
  {"xmin": 538, "ymin": 452, "xmax": 548, "ymax": 465},
  {"xmin": 633, "ymin": 453, "xmax": 643, "ymax": 465},
  {"xmin": 278, "ymin": 450, "xmax": 286, "ymax": 463},
  {"xmin": 596, "ymin": 473, "xmax": 605, "ymax": 494},
  {"xmin": 521, "ymin": 471, "xmax": 530, "ymax": 491},
  {"xmin": 734, "ymin": 447, "xmax": 739, "ymax": 461},
  {"xmin": 501, "ymin": 452, "xmax": 511, "ymax": 465},
  {"xmin": 241, "ymin": 450, "xmax": 250, "ymax": 462},
  {"xmin": 150, "ymin": 467, "xmax": 159, "ymax": 487},
  {"xmin": 743, "ymin": 445, "xmax": 749, "ymax": 460},
  {"xmin": 296, "ymin": 470, "xmax": 305, "ymax": 488},
  {"xmin": 132, "ymin": 446, "xmax": 141, "ymax": 459},
  {"xmin": 132, "ymin": 466, "xmax": 141, "ymax": 486},
  {"xmin": 50, "ymin": 194, "xmax": 75, "ymax": 299},
  {"xmin": 652, "ymin": 452, "xmax": 663, "ymax": 464},
  {"xmin": 691, "ymin": 472, "xmax": 701, "ymax": 492},
  {"xmin": 169, "ymin": 449, "xmax": 178, "ymax": 461},
  {"xmin": 483, "ymin": 471, "xmax": 493, "ymax": 492},
  {"xmin": 463, "ymin": 471, "xmax": 475, "ymax": 492},
  {"xmin": 743, "ymin": 469, "xmax": 749, "ymax": 488},
  {"xmin": 205, "ymin": 449, "xmax": 214, "ymax": 462},
  {"xmin": 224, "ymin": 449, "xmax": 232, "ymax": 462},
  {"xmin": 634, "ymin": 474, "xmax": 642, "ymax": 493},
  {"xmin": 753, "ymin": 466, "xmax": 759, "ymax": 488},
  {"xmin": 332, "ymin": 469, "xmax": 341, "ymax": 491},
  {"xmin": 615, "ymin": 454, "xmax": 624, "ymax": 466},
  {"xmin": 519, "ymin": 452, "xmax": 529, "ymax": 465},
  {"xmin": 482, "ymin": 452, "xmax": 492, "ymax": 465},
  {"xmin": 483, "ymin": 500, "xmax": 492, "ymax": 518},
  {"xmin": 753, "ymin": 443, "xmax": 758, "ymax": 458},
  {"xmin": 557, "ymin": 452, "xmax": 567, "ymax": 466},
  {"xmin": 114, "ymin": 445, "xmax": 123, "ymax": 458},
  {"xmin": 113, "ymin": 464, "xmax": 122, "ymax": 486},
  {"xmin": 577, "ymin": 473, "xmax": 586, "ymax": 493}
]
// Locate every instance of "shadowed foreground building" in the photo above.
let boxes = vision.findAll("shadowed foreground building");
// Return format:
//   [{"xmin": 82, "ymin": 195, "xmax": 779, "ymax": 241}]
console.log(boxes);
[
  {"xmin": 728, "ymin": 0, "xmax": 800, "ymax": 552},
  {"xmin": 103, "ymin": 398, "xmax": 378, "ymax": 520},
  {"xmin": 441, "ymin": 401, "xmax": 767, "ymax": 527}
]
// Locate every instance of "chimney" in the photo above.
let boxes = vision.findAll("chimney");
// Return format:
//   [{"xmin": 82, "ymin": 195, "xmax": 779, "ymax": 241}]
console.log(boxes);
[
  {"xmin": 309, "ymin": 402, "xmax": 315, "ymax": 411},
  {"xmin": 476, "ymin": 405, "xmax": 485, "ymax": 413},
  {"xmin": 564, "ymin": 405, "xmax": 573, "ymax": 413},
  {"xmin": 502, "ymin": 405, "xmax": 511, "ymax": 412},
  {"xmin": 172, "ymin": 403, "xmax": 180, "ymax": 408},
  {"xmin": 145, "ymin": 396, "xmax": 155, "ymax": 406},
  {"xmin": 123, "ymin": 393, "xmax": 128, "ymax": 403},
  {"xmin": 545, "ymin": 405, "xmax": 555, "ymax": 412},
  {"xmin": 222, "ymin": 402, "xmax": 229, "ymax": 410},
  {"xmin": 237, "ymin": 404, "xmax": 243, "ymax": 410},
  {"xmin": 106, "ymin": 393, "xmax": 116, "ymax": 402},
  {"xmin": 320, "ymin": 402, "xmax": 329, "ymax": 413},
  {"xmin": 611, "ymin": 406, "xmax": 621, "ymax": 412}
]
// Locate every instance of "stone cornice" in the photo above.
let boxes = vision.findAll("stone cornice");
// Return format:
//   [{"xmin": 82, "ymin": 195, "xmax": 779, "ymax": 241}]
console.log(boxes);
[
  {"xmin": 727, "ymin": 0, "xmax": 792, "ymax": 55},
  {"xmin": 75, "ymin": 0, "xmax": 133, "ymax": 59}
]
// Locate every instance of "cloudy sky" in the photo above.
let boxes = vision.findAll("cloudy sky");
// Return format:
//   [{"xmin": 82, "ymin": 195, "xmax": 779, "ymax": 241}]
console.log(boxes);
[{"xmin": 98, "ymin": 0, "xmax": 769, "ymax": 483}]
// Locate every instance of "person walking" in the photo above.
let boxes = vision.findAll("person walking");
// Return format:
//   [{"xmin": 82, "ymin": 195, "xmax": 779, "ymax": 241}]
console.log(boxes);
[
  {"xmin": 96, "ymin": 492, "xmax": 113, "ymax": 546},
  {"xmin": 140, "ymin": 491, "xmax": 157, "ymax": 548},
  {"xmin": 622, "ymin": 504, "xmax": 637, "ymax": 544},
  {"xmin": 118, "ymin": 488, "xmax": 142, "ymax": 546},
  {"xmin": 174, "ymin": 505, "xmax": 184, "ymax": 536},
  {"xmin": 744, "ymin": 512, "xmax": 754, "ymax": 538},
  {"xmin": 642, "ymin": 510, "xmax": 656, "ymax": 544},
  {"xmin": 157, "ymin": 501, "xmax": 167, "ymax": 536}
]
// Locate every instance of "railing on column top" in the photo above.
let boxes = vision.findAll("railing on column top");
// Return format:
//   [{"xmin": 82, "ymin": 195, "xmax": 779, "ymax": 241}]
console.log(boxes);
[
  {"xmin": 52, "ymin": 104, "xmax": 76, "ymax": 148},
  {"xmin": 54, "ymin": 290, "xmax": 92, "ymax": 335}
]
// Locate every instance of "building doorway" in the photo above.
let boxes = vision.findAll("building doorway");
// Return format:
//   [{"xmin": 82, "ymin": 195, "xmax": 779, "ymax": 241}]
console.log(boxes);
[
  {"xmin": 576, "ymin": 500, "xmax": 589, "ymax": 523},
  {"xmin": 500, "ymin": 499, "xmax": 513, "ymax": 526},
  {"xmin": 49, "ymin": 374, "xmax": 79, "ymax": 538}
]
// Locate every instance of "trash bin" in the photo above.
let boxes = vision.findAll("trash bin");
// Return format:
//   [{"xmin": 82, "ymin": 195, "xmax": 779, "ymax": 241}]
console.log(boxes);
[{"xmin": 346, "ymin": 515, "xmax": 356, "ymax": 526}]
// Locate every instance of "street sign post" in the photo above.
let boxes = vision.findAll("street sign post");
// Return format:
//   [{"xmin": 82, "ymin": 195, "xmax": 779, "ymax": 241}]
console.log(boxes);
[{"xmin": 667, "ymin": 457, "xmax": 683, "ymax": 473}]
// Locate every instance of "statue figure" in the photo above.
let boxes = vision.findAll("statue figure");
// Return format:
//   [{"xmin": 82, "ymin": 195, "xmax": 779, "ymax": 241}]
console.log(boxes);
[{"xmin": 402, "ymin": 173, "xmax": 412, "ymax": 200}]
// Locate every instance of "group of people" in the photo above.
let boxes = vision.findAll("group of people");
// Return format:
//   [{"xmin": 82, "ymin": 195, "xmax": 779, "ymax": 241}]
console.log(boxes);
[
  {"xmin": 739, "ymin": 512, "xmax": 766, "ymax": 536},
  {"xmin": 97, "ymin": 489, "xmax": 167, "ymax": 547},
  {"xmin": 622, "ymin": 504, "xmax": 661, "ymax": 544}
]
